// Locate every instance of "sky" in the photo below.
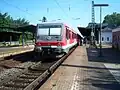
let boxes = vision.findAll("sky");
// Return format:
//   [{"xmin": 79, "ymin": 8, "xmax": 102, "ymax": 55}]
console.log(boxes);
[{"xmin": 0, "ymin": 0, "xmax": 120, "ymax": 33}]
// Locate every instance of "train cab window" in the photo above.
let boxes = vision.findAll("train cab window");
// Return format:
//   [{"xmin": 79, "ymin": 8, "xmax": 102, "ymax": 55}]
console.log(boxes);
[
  {"xmin": 102, "ymin": 37, "xmax": 104, "ymax": 41},
  {"xmin": 37, "ymin": 28, "xmax": 49, "ymax": 35},
  {"xmin": 50, "ymin": 28, "xmax": 61, "ymax": 35}
]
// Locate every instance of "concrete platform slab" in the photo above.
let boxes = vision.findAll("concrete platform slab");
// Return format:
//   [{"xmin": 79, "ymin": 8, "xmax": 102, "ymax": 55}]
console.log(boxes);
[
  {"xmin": 39, "ymin": 46, "xmax": 120, "ymax": 90},
  {"xmin": 39, "ymin": 46, "xmax": 89, "ymax": 90},
  {"xmin": 0, "ymin": 45, "xmax": 34, "ymax": 58}
]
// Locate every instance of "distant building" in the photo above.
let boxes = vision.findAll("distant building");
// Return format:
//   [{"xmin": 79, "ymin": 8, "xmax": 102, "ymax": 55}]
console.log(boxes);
[
  {"xmin": 112, "ymin": 26, "xmax": 120, "ymax": 49},
  {"xmin": 99, "ymin": 27, "xmax": 112, "ymax": 44}
]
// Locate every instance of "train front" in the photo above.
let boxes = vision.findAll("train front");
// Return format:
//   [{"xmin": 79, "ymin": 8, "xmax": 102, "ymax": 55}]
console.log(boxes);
[{"xmin": 34, "ymin": 23, "xmax": 64, "ymax": 58}]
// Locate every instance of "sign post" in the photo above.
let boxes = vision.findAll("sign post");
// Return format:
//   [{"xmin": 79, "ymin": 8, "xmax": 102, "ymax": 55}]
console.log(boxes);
[{"xmin": 93, "ymin": 1, "xmax": 109, "ymax": 57}]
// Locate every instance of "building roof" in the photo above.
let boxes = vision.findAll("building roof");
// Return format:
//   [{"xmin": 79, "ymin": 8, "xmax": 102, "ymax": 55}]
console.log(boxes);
[
  {"xmin": 77, "ymin": 27, "xmax": 91, "ymax": 37},
  {"xmin": 16, "ymin": 25, "xmax": 36, "ymax": 33},
  {"xmin": 112, "ymin": 26, "xmax": 120, "ymax": 32},
  {"xmin": 102, "ymin": 27, "xmax": 112, "ymax": 32}
]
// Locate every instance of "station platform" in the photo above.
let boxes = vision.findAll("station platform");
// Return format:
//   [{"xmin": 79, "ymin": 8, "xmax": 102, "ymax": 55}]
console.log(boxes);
[
  {"xmin": 39, "ymin": 46, "xmax": 120, "ymax": 90},
  {"xmin": 0, "ymin": 45, "xmax": 34, "ymax": 58}
]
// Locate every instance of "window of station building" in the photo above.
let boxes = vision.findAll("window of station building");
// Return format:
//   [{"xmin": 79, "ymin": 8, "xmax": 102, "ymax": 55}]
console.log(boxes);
[
  {"xmin": 107, "ymin": 37, "xmax": 109, "ymax": 41},
  {"xmin": 102, "ymin": 37, "xmax": 104, "ymax": 41}
]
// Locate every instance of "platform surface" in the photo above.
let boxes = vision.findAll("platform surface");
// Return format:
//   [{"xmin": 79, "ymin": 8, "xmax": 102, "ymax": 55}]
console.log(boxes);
[
  {"xmin": 0, "ymin": 45, "xmax": 34, "ymax": 58},
  {"xmin": 39, "ymin": 46, "xmax": 120, "ymax": 90}
]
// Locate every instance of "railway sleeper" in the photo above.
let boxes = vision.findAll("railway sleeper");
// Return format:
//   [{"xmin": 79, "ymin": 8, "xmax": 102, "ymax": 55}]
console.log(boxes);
[
  {"xmin": 3, "ymin": 82, "xmax": 29, "ymax": 88},
  {"xmin": 0, "ymin": 86, "xmax": 23, "ymax": 90},
  {"xmin": 24, "ymin": 72, "xmax": 41, "ymax": 76},
  {"xmin": 13, "ymin": 78, "xmax": 34, "ymax": 83},
  {"xmin": 19, "ymin": 74, "xmax": 39, "ymax": 79},
  {"xmin": 29, "ymin": 64, "xmax": 54, "ymax": 71}
]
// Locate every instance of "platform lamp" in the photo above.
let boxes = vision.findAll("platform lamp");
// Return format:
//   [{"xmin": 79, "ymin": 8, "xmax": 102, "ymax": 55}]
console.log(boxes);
[{"xmin": 93, "ymin": 3, "xmax": 109, "ymax": 57}]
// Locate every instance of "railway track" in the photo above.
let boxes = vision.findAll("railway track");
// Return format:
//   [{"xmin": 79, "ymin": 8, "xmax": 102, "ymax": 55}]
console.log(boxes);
[{"xmin": 0, "ymin": 47, "xmax": 76, "ymax": 90}]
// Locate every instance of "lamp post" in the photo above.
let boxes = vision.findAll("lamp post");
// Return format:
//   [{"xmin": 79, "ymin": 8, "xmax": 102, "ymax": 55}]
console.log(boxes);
[
  {"xmin": 93, "ymin": 2, "xmax": 109, "ymax": 57},
  {"xmin": 91, "ymin": 1, "xmax": 95, "ymax": 46}
]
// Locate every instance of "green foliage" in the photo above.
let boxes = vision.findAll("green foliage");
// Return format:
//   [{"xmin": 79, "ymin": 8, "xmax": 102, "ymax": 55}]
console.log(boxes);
[
  {"xmin": 19, "ymin": 35, "xmax": 22, "ymax": 44},
  {"xmin": 103, "ymin": 12, "xmax": 120, "ymax": 27},
  {"xmin": 19, "ymin": 34, "xmax": 27, "ymax": 44},
  {"xmin": 26, "ymin": 33, "xmax": 33, "ymax": 40},
  {"xmin": 0, "ymin": 12, "xmax": 29, "ymax": 31},
  {"xmin": 0, "ymin": 12, "xmax": 33, "ymax": 43}
]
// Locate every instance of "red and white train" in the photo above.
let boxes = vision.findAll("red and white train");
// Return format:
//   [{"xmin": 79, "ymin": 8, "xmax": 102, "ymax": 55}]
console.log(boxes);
[
  {"xmin": 112, "ymin": 27, "xmax": 120, "ymax": 49},
  {"xmin": 34, "ymin": 22, "xmax": 81, "ymax": 58}
]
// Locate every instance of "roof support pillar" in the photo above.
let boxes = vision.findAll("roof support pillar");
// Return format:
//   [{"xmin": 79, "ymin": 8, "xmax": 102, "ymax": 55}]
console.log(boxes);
[{"xmin": 22, "ymin": 31, "xmax": 25, "ymax": 47}]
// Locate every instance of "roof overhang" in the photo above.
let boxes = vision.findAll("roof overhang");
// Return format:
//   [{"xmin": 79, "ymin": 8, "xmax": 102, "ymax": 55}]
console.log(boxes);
[
  {"xmin": 16, "ymin": 25, "xmax": 36, "ymax": 33},
  {"xmin": 77, "ymin": 27, "xmax": 91, "ymax": 37}
]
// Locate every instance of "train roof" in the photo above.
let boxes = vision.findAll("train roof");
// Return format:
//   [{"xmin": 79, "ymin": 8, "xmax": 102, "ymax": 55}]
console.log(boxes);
[
  {"xmin": 38, "ymin": 21, "xmax": 74, "ymax": 31},
  {"xmin": 37, "ymin": 22, "xmax": 84, "ymax": 38},
  {"xmin": 37, "ymin": 21, "xmax": 65, "ymax": 25}
]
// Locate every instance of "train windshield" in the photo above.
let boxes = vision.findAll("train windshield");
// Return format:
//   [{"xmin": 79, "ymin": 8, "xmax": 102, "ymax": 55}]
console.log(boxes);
[
  {"xmin": 38, "ymin": 28, "xmax": 49, "ymax": 35},
  {"xmin": 37, "ymin": 25, "xmax": 62, "ymax": 36},
  {"xmin": 50, "ymin": 28, "xmax": 61, "ymax": 35}
]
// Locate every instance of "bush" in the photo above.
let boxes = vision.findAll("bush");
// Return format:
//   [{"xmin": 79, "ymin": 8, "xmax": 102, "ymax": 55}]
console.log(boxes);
[{"xmin": 19, "ymin": 34, "xmax": 27, "ymax": 44}]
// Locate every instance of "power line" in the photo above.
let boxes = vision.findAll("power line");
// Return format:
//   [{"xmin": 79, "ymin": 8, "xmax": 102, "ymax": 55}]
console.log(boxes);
[
  {"xmin": 69, "ymin": 4, "xmax": 71, "ymax": 11},
  {"xmin": 53, "ymin": 0, "xmax": 77, "ymax": 21},
  {"xmin": 53, "ymin": 0, "xmax": 70, "ymax": 19},
  {"xmin": 1, "ymin": 0, "xmax": 33, "ymax": 16}
]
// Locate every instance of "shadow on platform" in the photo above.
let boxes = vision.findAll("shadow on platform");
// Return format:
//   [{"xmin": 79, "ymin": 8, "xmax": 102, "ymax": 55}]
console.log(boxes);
[
  {"xmin": 61, "ymin": 46, "xmax": 120, "ymax": 90},
  {"xmin": 86, "ymin": 47, "xmax": 120, "ymax": 64},
  {"xmin": 61, "ymin": 64, "xmax": 120, "ymax": 70},
  {"xmin": 2, "ymin": 51, "xmax": 36, "ymax": 62}
]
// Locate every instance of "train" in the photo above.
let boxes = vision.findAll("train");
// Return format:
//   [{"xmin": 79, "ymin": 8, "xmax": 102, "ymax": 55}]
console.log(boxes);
[
  {"xmin": 112, "ymin": 27, "xmax": 120, "ymax": 50},
  {"xmin": 34, "ymin": 22, "xmax": 81, "ymax": 58}
]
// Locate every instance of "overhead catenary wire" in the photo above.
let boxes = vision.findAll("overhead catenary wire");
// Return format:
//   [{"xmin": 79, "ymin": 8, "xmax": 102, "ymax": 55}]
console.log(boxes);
[
  {"xmin": 53, "ymin": 0, "xmax": 79, "ymax": 22},
  {"xmin": 53, "ymin": 0, "xmax": 72, "ymax": 19}
]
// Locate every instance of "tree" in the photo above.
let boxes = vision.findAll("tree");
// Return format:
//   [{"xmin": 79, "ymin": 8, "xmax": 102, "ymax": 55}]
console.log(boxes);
[
  {"xmin": 103, "ymin": 12, "xmax": 120, "ymax": 27},
  {"xmin": 42, "ymin": 16, "xmax": 47, "ymax": 22},
  {"xmin": 0, "ymin": 12, "xmax": 29, "ymax": 29},
  {"xmin": 14, "ymin": 18, "xmax": 29, "ymax": 27}
]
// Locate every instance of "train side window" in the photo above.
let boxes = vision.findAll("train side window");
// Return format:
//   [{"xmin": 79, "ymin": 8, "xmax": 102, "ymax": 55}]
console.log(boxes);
[
  {"xmin": 73, "ymin": 33, "xmax": 75, "ymax": 39},
  {"xmin": 74, "ymin": 33, "xmax": 75, "ymax": 39},
  {"xmin": 69, "ymin": 30, "xmax": 71, "ymax": 39},
  {"xmin": 72, "ymin": 32, "xmax": 74, "ymax": 39},
  {"xmin": 74, "ymin": 33, "xmax": 76, "ymax": 39},
  {"xmin": 66, "ymin": 29, "xmax": 69, "ymax": 39}
]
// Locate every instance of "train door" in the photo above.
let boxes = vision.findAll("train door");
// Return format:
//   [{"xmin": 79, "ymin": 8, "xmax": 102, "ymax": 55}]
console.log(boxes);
[{"xmin": 66, "ymin": 28, "xmax": 70, "ymax": 45}]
